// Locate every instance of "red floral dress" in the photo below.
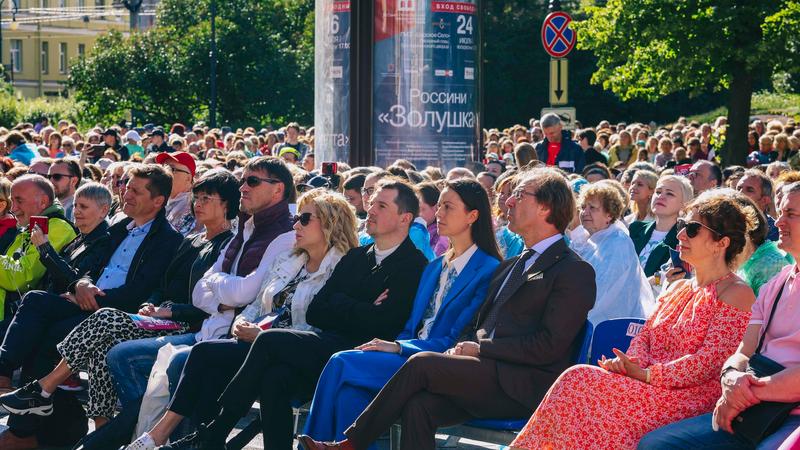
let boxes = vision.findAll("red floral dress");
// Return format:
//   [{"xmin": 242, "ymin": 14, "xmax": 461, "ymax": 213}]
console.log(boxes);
[{"xmin": 511, "ymin": 274, "xmax": 752, "ymax": 450}]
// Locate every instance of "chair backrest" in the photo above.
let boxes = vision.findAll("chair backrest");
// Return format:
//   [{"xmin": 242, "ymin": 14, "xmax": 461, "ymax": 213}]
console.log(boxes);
[
  {"xmin": 588, "ymin": 318, "xmax": 646, "ymax": 365},
  {"xmin": 572, "ymin": 320, "xmax": 593, "ymax": 365}
]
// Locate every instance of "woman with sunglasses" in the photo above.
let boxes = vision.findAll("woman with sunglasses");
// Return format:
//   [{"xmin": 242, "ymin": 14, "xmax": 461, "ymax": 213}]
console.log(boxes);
[
  {"xmin": 126, "ymin": 189, "xmax": 359, "ymax": 450},
  {"xmin": 298, "ymin": 178, "xmax": 501, "ymax": 447},
  {"xmin": 569, "ymin": 180, "xmax": 654, "ymax": 325},
  {"xmin": 510, "ymin": 194, "xmax": 757, "ymax": 450},
  {"xmin": 1, "ymin": 171, "xmax": 239, "ymax": 430}
]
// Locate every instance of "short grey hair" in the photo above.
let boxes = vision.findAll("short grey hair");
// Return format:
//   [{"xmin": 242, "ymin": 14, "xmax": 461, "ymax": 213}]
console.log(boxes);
[
  {"xmin": 541, "ymin": 113, "xmax": 562, "ymax": 129},
  {"xmin": 13, "ymin": 174, "xmax": 55, "ymax": 205},
  {"xmin": 75, "ymin": 182, "xmax": 113, "ymax": 209}
]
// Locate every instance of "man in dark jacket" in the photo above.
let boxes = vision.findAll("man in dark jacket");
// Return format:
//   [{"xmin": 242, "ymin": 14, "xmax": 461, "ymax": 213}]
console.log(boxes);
[
  {"xmin": 0, "ymin": 165, "xmax": 182, "ymax": 449},
  {"xmin": 146, "ymin": 128, "xmax": 171, "ymax": 154},
  {"xmin": 535, "ymin": 113, "xmax": 586, "ymax": 174},
  {"xmin": 161, "ymin": 179, "xmax": 428, "ymax": 450}
]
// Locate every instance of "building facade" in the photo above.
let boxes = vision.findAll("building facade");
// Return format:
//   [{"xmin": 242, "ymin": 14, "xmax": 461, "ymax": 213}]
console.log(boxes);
[{"xmin": 1, "ymin": 0, "xmax": 158, "ymax": 98}]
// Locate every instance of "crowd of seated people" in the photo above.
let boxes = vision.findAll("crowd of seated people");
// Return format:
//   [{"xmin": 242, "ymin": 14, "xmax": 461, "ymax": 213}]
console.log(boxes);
[{"xmin": 0, "ymin": 113, "xmax": 797, "ymax": 450}]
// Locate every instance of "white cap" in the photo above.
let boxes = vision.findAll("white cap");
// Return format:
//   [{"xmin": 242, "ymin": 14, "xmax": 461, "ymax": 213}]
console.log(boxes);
[{"xmin": 125, "ymin": 130, "xmax": 142, "ymax": 143}]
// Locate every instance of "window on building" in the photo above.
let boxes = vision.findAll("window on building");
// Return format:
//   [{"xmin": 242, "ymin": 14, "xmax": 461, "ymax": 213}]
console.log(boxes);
[
  {"xmin": 59, "ymin": 42, "xmax": 67, "ymax": 74},
  {"xmin": 58, "ymin": 0, "xmax": 66, "ymax": 8},
  {"xmin": 78, "ymin": 0, "xmax": 86, "ymax": 7},
  {"xmin": 40, "ymin": 0, "xmax": 50, "ymax": 8},
  {"xmin": 96, "ymin": 0, "xmax": 104, "ymax": 19},
  {"xmin": 41, "ymin": 42, "xmax": 49, "ymax": 74},
  {"xmin": 78, "ymin": 44, "xmax": 86, "ymax": 58},
  {"xmin": 10, "ymin": 40, "xmax": 22, "ymax": 73}
]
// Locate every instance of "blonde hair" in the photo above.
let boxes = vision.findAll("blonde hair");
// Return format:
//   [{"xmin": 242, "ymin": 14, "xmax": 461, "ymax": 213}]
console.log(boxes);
[
  {"xmin": 630, "ymin": 170, "xmax": 658, "ymax": 218},
  {"xmin": 295, "ymin": 189, "xmax": 359, "ymax": 257},
  {"xmin": 657, "ymin": 174, "xmax": 694, "ymax": 204}
]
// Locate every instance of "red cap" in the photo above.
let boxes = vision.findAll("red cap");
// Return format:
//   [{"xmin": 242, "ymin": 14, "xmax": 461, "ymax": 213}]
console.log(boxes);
[{"xmin": 156, "ymin": 151, "xmax": 196, "ymax": 177}]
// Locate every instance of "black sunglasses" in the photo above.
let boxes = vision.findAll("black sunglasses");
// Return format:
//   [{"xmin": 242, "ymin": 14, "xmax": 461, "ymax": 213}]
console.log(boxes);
[
  {"xmin": 294, "ymin": 212, "xmax": 313, "ymax": 227},
  {"xmin": 240, "ymin": 175, "xmax": 282, "ymax": 188},
  {"xmin": 677, "ymin": 218, "xmax": 721, "ymax": 238},
  {"xmin": 47, "ymin": 174, "xmax": 74, "ymax": 182}
]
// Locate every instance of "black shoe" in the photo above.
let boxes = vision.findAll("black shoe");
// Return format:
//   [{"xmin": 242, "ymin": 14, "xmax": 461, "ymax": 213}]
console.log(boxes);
[
  {"xmin": 156, "ymin": 431, "xmax": 225, "ymax": 450},
  {"xmin": 0, "ymin": 380, "xmax": 53, "ymax": 416}
]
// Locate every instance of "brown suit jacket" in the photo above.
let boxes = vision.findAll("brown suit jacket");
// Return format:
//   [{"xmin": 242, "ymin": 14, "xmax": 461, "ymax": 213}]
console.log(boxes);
[{"xmin": 474, "ymin": 237, "xmax": 596, "ymax": 410}]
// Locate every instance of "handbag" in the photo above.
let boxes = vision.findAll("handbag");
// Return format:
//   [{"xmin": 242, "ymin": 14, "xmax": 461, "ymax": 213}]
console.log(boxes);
[{"xmin": 732, "ymin": 279, "xmax": 800, "ymax": 446}]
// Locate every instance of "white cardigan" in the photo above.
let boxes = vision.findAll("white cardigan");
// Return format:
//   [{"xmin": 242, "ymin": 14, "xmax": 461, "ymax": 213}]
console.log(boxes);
[{"xmin": 233, "ymin": 247, "xmax": 345, "ymax": 332}]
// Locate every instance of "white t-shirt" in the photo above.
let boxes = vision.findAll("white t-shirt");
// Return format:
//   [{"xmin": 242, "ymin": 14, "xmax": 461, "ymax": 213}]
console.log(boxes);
[{"xmin": 638, "ymin": 230, "xmax": 669, "ymax": 268}]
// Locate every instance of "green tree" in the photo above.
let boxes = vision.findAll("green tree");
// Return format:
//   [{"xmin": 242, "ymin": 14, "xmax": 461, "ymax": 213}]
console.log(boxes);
[
  {"xmin": 68, "ymin": 0, "xmax": 314, "ymax": 127},
  {"xmin": 575, "ymin": 0, "xmax": 800, "ymax": 164}
]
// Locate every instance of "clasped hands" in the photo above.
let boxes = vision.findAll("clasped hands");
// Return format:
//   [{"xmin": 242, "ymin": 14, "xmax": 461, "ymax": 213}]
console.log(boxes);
[
  {"xmin": 598, "ymin": 348, "xmax": 648, "ymax": 382},
  {"xmin": 712, "ymin": 371, "xmax": 765, "ymax": 433},
  {"xmin": 61, "ymin": 279, "xmax": 105, "ymax": 311}
]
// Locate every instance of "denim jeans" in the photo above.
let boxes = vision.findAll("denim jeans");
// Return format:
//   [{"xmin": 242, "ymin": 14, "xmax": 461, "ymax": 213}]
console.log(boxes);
[
  {"xmin": 638, "ymin": 412, "xmax": 800, "ymax": 450},
  {"xmin": 106, "ymin": 332, "xmax": 197, "ymax": 408}
]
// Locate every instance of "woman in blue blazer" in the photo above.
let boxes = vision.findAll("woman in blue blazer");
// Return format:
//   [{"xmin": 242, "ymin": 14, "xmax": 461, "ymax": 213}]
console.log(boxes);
[{"xmin": 303, "ymin": 179, "xmax": 502, "ymax": 445}]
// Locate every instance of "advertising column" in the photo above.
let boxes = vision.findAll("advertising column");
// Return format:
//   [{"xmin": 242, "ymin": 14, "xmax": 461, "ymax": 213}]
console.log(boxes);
[
  {"xmin": 372, "ymin": 0, "xmax": 480, "ymax": 171},
  {"xmin": 314, "ymin": 0, "xmax": 352, "ymax": 165}
]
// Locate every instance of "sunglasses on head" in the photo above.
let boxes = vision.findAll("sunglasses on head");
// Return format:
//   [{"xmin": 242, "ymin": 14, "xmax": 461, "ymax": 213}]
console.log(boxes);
[
  {"xmin": 240, "ymin": 175, "xmax": 281, "ymax": 188},
  {"xmin": 294, "ymin": 212, "xmax": 313, "ymax": 227},
  {"xmin": 677, "ymin": 218, "xmax": 721, "ymax": 238}
]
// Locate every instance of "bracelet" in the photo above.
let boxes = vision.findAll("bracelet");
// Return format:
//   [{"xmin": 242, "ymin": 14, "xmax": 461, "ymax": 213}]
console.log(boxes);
[{"xmin": 645, "ymin": 368, "xmax": 651, "ymax": 384}]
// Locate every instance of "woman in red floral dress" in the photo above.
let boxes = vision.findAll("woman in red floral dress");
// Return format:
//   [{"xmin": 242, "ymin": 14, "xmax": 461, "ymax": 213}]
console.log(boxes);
[{"xmin": 511, "ymin": 193, "xmax": 758, "ymax": 450}]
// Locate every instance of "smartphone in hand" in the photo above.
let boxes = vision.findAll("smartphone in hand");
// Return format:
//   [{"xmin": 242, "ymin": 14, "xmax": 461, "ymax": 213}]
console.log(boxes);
[{"xmin": 28, "ymin": 216, "xmax": 48, "ymax": 234}]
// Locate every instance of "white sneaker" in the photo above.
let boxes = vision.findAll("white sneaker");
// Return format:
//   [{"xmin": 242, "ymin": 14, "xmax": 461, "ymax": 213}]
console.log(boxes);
[{"xmin": 125, "ymin": 433, "xmax": 157, "ymax": 450}]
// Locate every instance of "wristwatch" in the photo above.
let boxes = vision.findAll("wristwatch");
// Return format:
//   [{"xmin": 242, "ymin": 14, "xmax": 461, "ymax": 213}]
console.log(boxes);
[{"xmin": 720, "ymin": 365, "xmax": 739, "ymax": 382}]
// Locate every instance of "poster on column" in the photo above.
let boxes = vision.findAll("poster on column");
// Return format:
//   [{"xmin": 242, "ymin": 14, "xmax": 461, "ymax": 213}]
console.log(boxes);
[
  {"xmin": 314, "ymin": 0, "xmax": 351, "ymax": 165},
  {"xmin": 373, "ymin": 0, "xmax": 480, "ymax": 171}
]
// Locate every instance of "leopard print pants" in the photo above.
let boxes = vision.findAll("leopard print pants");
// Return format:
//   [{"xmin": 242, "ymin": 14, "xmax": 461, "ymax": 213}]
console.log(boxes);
[{"xmin": 56, "ymin": 307, "xmax": 189, "ymax": 418}]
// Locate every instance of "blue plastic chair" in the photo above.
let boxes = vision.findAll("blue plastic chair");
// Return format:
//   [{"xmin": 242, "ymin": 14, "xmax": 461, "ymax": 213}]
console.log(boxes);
[
  {"xmin": 463, "ymin": 320, "xmax": 593, "ymax": 432},
  {"xmin": 588, "ymin": 317, "xmax": 647, "ymax": 365}
]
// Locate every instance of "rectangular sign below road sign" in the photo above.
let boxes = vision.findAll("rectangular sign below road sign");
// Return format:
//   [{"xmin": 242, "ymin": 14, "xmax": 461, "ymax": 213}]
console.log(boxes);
[
  {"xmin": 549, "ymin": 58, "xmax": 568, "ymax": 106},
  {"xmin": 541, "ymin": 107, "xmax": 577, "ymax": 130}
]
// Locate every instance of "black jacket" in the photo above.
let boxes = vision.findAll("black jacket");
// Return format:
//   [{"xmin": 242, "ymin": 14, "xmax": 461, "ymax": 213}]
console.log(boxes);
[
  {"xmin": 37, "ymin": 221, "xmax": 113, "ymax": 294},
  {"xmin": 148, "ymin": 230, "xmax": 233, "ymax": 325},
  {"xmin": 535, "ymin": 130, "xmax": 586, "ymax": 174},
  {"xmin": 629, "ymin": 220, "xmax": 678, "ymax": 277},
  {"xmin": 81, "ymin": 208, "xmax": 183, "ymax": 313},
  {"xmin": 306, "ymin": 236, "xmax": 428, "ymax": 345}
]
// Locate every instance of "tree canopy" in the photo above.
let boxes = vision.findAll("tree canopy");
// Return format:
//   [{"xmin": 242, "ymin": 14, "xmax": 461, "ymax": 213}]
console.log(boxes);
[
  {"xmin": 69, "ymin": 0, "xmax": 314, "ymax": 127},
  {"xmin": 574, "ymin": 0, "xmax": 800, "ymax": 163}
]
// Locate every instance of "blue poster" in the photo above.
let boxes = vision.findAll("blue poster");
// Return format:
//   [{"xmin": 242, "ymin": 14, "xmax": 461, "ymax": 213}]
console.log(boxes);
[
  {"xmin": 372, "ymin": 0, "xmax": 480, "ymax": 171},
  {"xmin": 314, "ymin": 0, "xmax": 351, "ymax": 165}
]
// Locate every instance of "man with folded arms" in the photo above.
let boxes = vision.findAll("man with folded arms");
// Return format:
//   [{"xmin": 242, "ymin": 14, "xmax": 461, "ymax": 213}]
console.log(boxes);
[
  {"xmin": 161, "ymin": 179, "xmax": 428, "ymax": 450},
  {"xmin": 299, "ymin": 168, "xmax": 596, "ymax": 450}
]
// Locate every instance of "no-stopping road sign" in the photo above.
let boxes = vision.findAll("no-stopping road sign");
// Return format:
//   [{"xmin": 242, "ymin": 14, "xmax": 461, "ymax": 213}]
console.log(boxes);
[{"xmin": 541, "ymin": 11, "xmax": 576, "ymax": 58}]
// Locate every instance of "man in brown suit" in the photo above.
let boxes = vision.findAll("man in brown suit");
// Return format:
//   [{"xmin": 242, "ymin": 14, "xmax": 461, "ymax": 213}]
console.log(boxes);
[{"xmin": 298, "ymin": 168, "xmax": 596, "ymax": 450}]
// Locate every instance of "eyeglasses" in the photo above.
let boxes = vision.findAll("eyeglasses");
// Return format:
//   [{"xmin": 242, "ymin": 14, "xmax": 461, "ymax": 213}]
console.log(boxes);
[
  {"xmin": 47, "ymin": 173, "xmax": 75, "ymax": 182},
  {"xmin": 677, "ymin": 218, "xmax": 722, "ymax": 239},
  {"xmin": 192, "ymin": 194, "xmax": 221, "ymax": 205},
  {"xmin": 163, "ymin": 164, "xmax": 192, "ymax": 176},
  {"xmin": 240, "ymin": 175, "xmax": 282, "ymax": 188},
  {"xmin": 361, "ymin": 187, "xmax": 376, "ymax": 197},
  {"xmin": 511, "ymin": 188, "xmax": 537, "ymax": 200},
  {"xmin": 294, "ymin": 212, "xmax": 315, "ymax": 227}
]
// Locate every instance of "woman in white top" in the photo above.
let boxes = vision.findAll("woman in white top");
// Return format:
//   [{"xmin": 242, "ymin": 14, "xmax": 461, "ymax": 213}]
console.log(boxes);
[
  {"xmin": 625, "ymin": 170, "xmax": 658, "ymax": 225},
  {"xmin": 127, "ymin": 189, "xmax": 359, "ymax": 450},
  {"xmin": 570, "ymin": 181, "xmax": 655, "ymax": 324}
]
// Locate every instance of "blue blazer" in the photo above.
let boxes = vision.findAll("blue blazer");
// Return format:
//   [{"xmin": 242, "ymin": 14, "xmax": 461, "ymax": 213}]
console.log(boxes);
[{"xmin": 396, "ymin": 247, "xmax": 500, "ymax": 356}]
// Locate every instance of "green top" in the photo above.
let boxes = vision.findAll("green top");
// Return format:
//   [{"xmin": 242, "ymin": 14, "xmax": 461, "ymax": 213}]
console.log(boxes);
[
  {"xmin": 126, "ymin": 144, "xmax": 145, "ymax": 159},
  {"xmin": 736, "ymin": 240, "xmax": 793, "ymax": 297}
]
